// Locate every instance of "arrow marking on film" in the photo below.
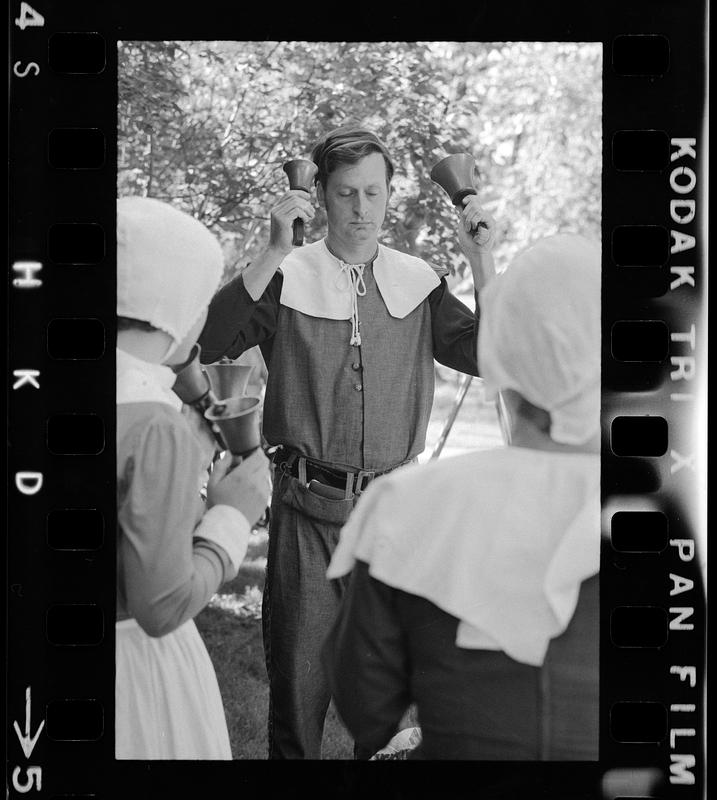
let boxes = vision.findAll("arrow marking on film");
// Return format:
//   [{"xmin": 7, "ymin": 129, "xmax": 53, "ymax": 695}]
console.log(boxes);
[{"xmin": 13, "ymin": 686, "xmax": 45, "ymax": 759}]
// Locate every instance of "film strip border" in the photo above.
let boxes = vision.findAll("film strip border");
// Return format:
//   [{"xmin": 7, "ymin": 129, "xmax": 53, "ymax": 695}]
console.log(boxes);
[
  {"xmin": 600, "ymin": 30, "xmax": 707, "ymax": 799},
  {"xmin": 9, "ymin": 11, "xmax": 115, "ymax": 798},
  {"xmin": 7, "ymin": 7, "xmax": 707, "ymax": 800}
]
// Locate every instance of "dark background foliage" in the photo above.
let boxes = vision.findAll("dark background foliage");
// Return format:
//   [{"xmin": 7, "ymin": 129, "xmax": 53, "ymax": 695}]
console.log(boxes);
[{"xmin": 118, "ymin": 40, "xmax": 601, "ymax": 285}]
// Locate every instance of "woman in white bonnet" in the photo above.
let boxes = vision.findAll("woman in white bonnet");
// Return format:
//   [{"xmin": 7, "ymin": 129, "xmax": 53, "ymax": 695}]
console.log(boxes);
[
  {"xmin": 115, "ymin": 197, "xmax": 270, "ymax": 759},
  {"xmin": 322, "ymin": 233, "xmax": 601, "ymax": 760}
]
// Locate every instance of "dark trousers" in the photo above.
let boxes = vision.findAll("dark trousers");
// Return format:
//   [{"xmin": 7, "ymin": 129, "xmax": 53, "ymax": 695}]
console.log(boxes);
[{"xmin": 262, "ymin": 465, "xmax": 359, "ymax": 759}]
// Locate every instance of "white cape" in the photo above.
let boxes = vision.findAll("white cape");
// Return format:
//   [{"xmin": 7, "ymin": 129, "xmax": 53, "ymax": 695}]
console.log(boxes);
[{"xmin": 327, "ymin": 446, "xmax": 600, "ymax": 667}]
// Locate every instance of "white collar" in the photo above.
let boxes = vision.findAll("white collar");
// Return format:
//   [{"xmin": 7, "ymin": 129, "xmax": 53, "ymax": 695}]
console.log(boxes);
[
  {"xmin": 279, "ymin": 238, "xmax": 440, "ymax": 321},
  {"xmin": 327, "ymin": 447, "xmax": 600, "ymax": 667},
  {"xmin": 116, "ymin": 348, "xmax": 182, "ymax": 410}
]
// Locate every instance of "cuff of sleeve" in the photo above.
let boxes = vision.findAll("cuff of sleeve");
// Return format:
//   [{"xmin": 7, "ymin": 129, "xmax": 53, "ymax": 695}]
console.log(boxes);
[{"xmin": 194, "ymin": 504, "xmax": 251, "ymax": 572}]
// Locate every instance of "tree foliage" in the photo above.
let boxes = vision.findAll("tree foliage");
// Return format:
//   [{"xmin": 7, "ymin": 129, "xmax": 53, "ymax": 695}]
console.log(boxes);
[{"xmin": 118, "ymin": 40, "xmax": 601, "ymax": 283}]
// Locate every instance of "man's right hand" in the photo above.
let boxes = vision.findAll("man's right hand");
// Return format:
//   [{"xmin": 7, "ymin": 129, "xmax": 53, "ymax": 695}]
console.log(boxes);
[
  {"xmin": 268, "ymin": 189, "xmax": 316, "ymax": 254},
  {"xmin": 242, "ymin": 189, "xmax": 316, "ymax": 301},
  {"xmin": 207, "ymin": 448, "xmax": 271, "ymax": 528}
]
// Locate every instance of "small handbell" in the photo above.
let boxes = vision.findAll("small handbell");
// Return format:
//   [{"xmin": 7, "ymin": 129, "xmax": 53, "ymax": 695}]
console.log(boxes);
[
  {"xmin": 430, "ymin": 153, "xmax": 486, "ymax": 234},
  {"xmin": 283, "ymin": 158, "xmax": 318, "ymax": 246}
]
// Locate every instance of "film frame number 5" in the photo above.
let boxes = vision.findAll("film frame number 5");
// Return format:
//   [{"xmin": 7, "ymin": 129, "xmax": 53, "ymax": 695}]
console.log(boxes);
[{"xmin": 11, "ymin": 686, "xmax": 45, "ymax": 793}]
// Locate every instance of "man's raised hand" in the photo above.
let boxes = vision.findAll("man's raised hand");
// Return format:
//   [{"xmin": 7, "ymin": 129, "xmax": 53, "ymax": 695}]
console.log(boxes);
[
  {"xmin": 458, "ymin": 195, "xmax": 498, "ymax": 292},
  {"xmin": 458, "ymin": 195, "xmax": 496, "ymax": 253},
  {"xmin": 268, "ymin": 189, "xmax": 315, "ymax": 254}
]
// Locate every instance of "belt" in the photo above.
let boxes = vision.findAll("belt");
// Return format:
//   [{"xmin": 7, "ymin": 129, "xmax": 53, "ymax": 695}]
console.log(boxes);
[{"xmin": 271, "ymin": 447, "xmax": 397, "ymax": 496}]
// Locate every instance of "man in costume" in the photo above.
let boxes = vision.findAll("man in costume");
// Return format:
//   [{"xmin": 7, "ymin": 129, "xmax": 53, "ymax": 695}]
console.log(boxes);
[{"xmin": 198, "ymin": 127, "xmax": 495, "ymax": 759}]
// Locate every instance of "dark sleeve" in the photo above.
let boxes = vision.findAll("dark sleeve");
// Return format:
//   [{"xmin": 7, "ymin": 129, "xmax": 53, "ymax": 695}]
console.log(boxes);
[
  {"xmin": 197, "ymin": 270, "xmax": 283, "ymax": 364},
  {"xmin": 322, "ymin": 560, "xmax": 410, "ymax": 755},
  {"xmin": 428, "ymin": 278, "xmax": 480, "ymax": 376}
]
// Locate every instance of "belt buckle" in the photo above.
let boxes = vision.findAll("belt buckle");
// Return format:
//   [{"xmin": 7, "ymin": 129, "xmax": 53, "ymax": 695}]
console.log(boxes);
[
  {"xmin": 355, "ymin": 470, "xmax": 374, "ymax": 495},
  {"xmin": 277, "ymin": 449, "xmax": 297, "ymax": 476}
]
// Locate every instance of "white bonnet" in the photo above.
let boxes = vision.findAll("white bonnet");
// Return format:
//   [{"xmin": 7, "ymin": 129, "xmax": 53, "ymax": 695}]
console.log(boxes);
[
  {"xmin": 117, "ymin": 196, "xmax": 224, "ymax": 359},
  {"xmin": 478, "ymin": 233, "xmax": 601, "ymax": 445}
]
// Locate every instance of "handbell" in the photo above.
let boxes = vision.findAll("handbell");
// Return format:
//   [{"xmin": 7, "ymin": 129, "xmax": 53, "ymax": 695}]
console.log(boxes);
[
  {"xmin": 203, "ymin": 363, "xmax": 255, "ymax": 401},
  {"xmin": 430, "ymin": 153, "xmax": 479, "ymax": 207},
  {"xmin": 172, "ymin": 344, "xmax": 229, "ymax": 452},
  {"xmin": 430, "ymin": 153, "xmax": 487, "ymax": 235},
  {"xmin": 283, "ymin": 158, "xmax": 318, "ymax": 246},
  {"xmin": 205, "ymin": 396, "xmax": 262, "ymax": 459},
  {"xmin": 171, "ymin": 343, "xmax": 214, "ymax": 409}
]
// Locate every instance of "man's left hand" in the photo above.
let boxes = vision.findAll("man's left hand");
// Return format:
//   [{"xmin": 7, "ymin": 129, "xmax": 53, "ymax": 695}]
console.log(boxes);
[
  {"xmin": 457, "ymin": 195, "xmax": 496, "ymax": 255},
  {"xmin": 457, "ymin": 196, "xmax": 498, "ymax": 292}
]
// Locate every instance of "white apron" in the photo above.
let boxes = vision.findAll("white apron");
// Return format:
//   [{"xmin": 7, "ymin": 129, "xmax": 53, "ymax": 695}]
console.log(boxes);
[{"xmin": 115, "ymin": 618, "xmax": 232, "ymax": 760}]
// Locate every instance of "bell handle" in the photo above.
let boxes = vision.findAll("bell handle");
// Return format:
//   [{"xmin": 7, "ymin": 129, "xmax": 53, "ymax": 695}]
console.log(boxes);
[{"xmin": 292, "ymin": 217, "xmax": 304, "ymax": 246}]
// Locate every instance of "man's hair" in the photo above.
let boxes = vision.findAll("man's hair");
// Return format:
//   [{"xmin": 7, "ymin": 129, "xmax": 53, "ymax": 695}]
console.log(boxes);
[{"xmin": 311, "ymin": 127, "xmax": 394, "ymax": 190}]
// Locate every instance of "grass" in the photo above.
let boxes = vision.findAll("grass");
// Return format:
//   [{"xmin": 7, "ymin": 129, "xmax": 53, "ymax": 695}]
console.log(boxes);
[{"xmin": 195, "ymin": 370, "xmax": 502, "ymax": 759}]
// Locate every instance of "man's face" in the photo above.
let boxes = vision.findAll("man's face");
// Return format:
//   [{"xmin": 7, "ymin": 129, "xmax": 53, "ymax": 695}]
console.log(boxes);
[{"xmin": 318, "ymin": 152, "xmax": 390, "ymax": 249}]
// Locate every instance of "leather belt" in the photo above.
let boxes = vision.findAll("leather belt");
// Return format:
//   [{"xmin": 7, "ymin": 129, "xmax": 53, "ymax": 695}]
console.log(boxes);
[{"xmin": 271, "ymin": 447, "xmax": 396, "ymax": 496}]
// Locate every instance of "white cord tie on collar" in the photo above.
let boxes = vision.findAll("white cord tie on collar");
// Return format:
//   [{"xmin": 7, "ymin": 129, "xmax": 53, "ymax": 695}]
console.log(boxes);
[{"xmin": 335, "ymin": 260, "xmax": 367, "ymax": 346}]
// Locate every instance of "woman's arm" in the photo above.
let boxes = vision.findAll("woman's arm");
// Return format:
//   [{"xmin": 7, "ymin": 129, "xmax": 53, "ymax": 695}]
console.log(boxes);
[{"xmin": 118, "ymin": 414, "xmax": 249, "ymax": 637}]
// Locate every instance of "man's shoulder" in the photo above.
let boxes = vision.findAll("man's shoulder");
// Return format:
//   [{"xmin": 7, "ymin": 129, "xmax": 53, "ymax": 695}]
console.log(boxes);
[
  {"xmin": 378, "ymin": 243, "xmax": 449, "ymax": 280},
  {"xmin": 278, "ymin": 238, "xmax": 326, "ymax": 274},
  {"xmin": 428, "ymin": 262, "xmax": 450, "ymax": 280}
]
